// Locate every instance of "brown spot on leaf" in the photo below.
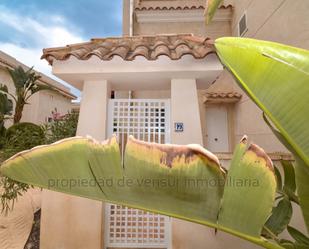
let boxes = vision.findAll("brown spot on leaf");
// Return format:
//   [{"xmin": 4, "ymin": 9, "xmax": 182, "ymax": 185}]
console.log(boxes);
[
  {"xmin": 128, "ymin": 136, "xmax": 221, "ymax": 169},
  {"xmin": 240, "ymin": 135, "xmax": 248, "ymax": 144},
  {"xmin": 248, "ymin": 144, "xmax": 273, "ymax": 171},
  {"xmin": 159, "ymin": 147, "xmax": 196, "ymax": 168}
]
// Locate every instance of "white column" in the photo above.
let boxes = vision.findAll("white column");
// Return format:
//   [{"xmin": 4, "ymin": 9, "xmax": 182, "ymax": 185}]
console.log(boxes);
[
  {"xmin": 40, "ymin": 80, "xmax": 110, "ymax": 249},
  {"xmin": 171, "ymin": 78, "xmax": 212, "ymax": 249},
  {"xmin": 77, "ymin": 80, "xmax": 110, "ymax": 140},
  {"xmin": 171, "ymin": 78, "xmax": 203, "ymax": 145}
]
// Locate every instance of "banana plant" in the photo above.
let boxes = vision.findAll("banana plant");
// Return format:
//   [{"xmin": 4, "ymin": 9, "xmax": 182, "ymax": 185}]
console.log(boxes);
[
  {"xmin": 263, "ymin": 161, "xmax": 309, "ymax": 248},
  {"xmin": 1, "ymin": 135, "xmax": 281, "ymax": 248},
  {"xmin": 214, "ymin": 37, "xmax": 309, "ymax": 247},
  {"xmin": 205, "ymin": 2, "xmax": 309, "ymax": 246}
]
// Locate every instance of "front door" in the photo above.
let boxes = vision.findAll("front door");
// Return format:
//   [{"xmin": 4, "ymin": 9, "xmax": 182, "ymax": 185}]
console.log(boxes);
[
  {"xmin": 105, "ymin": 99, "xmax": 171, "ymax": 249},
  {"xmin": 205, "ymin": 105, "xmax": 230, "ymax": 152}
]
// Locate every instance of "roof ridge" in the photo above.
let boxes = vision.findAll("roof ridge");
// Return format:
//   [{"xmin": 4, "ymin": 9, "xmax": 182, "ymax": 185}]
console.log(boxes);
[{"xmin": 134, "ymin": 0, "xmax": 233, "ymax": 11}]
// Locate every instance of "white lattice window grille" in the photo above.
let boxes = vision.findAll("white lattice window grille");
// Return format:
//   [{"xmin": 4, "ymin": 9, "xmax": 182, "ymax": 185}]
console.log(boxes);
[{"xmin": 105, "ymin": 99, "xmax": 171, "ymax": 249}]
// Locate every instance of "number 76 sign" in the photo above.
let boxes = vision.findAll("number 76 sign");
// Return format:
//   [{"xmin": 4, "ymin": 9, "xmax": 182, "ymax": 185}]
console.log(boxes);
[{"xmin": 174, "ymin": 122, "xmax": 184, "ymax": 132}]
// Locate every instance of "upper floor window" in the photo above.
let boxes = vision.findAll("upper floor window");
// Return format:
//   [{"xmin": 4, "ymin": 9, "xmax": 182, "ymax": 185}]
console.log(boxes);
[{"xmin": 238, "ymin": 12, "xmax": 248, "ymax": 37}]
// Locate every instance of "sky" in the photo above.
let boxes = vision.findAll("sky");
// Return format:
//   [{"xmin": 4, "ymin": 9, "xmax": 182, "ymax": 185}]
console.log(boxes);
[{"xmin": 0, "ymin": 0, "xmax": 123, "ymax": 99}]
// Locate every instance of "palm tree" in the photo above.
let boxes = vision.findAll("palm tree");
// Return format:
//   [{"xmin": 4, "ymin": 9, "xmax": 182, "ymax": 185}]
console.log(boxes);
[{"xmin": 4, "ymin": 66, "xmax": 51, "ymax": 123}]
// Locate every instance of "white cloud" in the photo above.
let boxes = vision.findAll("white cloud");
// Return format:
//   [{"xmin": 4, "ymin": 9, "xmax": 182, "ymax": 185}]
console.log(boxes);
[
  {"xmin": 0, "ymin": 5, "xmax": 83, "ymax": 97},
  {"xmin": 0, "ymin": 43, "xmax": 48, "ymax": 73},
  {"xmin": 0, "ymin": 6, "xmax": 83, "ymax": 47}
]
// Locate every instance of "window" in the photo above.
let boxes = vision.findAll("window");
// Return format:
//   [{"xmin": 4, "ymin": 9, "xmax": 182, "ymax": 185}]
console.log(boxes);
[{"xmin": 238, "ymin": 12, "xmax": 248, "ymax": 37}]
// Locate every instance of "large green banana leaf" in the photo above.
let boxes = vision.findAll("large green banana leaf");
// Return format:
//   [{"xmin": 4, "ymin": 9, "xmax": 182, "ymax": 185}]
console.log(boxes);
[
  {"xmin": 1, "ymin": 135, "xmax": 281, "ymax": 248},
  {"xmin": 214, "ymin": 37, "xmax": 309, "ymax": 233},
  {"xmin": 218, "ymin": 138, "xmax": 276, "ymax": 238}
]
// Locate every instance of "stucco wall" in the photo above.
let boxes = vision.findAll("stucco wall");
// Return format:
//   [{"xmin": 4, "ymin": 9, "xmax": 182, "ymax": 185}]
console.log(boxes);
[
  {"xmin": 129, "ymin": 0, "xmax": 232, "ymax": 37},
  {"xmin": 30, "ymin": 90, "xmax": 72, "ymax": 124},
  {"xmin": 133, "ymin": 18, "xmax": 231, "ymax": 37},
  {"xmin": 123, "ymin": 0, "xmax": 131, "ymax": 36},
  {"xmin": 231, "ymin": 0, "xmax": 309, "ymax": 49}
]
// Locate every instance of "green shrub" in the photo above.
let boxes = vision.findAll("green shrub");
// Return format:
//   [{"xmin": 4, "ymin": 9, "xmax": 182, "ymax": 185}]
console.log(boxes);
[
  {"xmin": 0, "ymin": 126, "xmax": 6, "ymax": 149},
  {"xmin": 1, "ymin": 122, "xmax": 46, "ymax": 212},
  {"xmin": 46, "ymin": 112, "xmax": 78, "ymax": 143},
  {"xmin": 6, "ymin": 122, "xmax": 44, "ymax": 140},
  {"xmin": 4, "ymin": 122, "xmax": 46, "ymax": 158}
]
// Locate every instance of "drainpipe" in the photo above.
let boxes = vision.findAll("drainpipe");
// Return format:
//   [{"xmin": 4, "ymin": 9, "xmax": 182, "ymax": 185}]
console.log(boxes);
[{"xmin": 129, "ymin": 0, "xmax": 134, "ymax": 36}]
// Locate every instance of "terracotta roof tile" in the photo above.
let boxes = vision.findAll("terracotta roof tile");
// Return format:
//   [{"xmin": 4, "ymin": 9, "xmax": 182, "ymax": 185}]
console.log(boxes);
[
  {"xmin": 205, "ymin": 92, "xmax": 242, "ymax": 99},
  {"xmin": 41, "ymin": 34, "xmax": 215, "ymax": 65},
  {"xmin": 134, "ymin": 0, "xmax": 233, "ymax": 11},
  {"xmin": 204, "ymin": 91, "xmax": 242, "ymax": 103}
]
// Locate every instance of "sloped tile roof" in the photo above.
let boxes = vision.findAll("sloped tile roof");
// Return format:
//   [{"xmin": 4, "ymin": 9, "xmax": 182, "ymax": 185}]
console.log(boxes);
[
  {"xmin": 134, "ymin": 0, "xmax": 232, "ymax": 11},
  {"xmin": 204, "ymin": 91, "xmax": 242, "ymax": 103},
  {"xmin": 41, "ymin": 34, "xmax": 215, "ymax": 65},
  {"xmin": 205, "ymin": 92, "xmax": 242, "ymax": 99}
]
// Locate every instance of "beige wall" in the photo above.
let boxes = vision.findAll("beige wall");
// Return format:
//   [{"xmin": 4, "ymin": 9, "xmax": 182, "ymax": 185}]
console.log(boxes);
[
  {"xmin": 123, "ymin": 0, "xmax": 131, "ymax": 36},
  {"xmin": 115, "ymin": 90, "xmax": 170, "ymax": 99},
  {"xmin": 231, "ymin": 0, "xmax": 309, "ymax": 49},
  {"xmin": 23, "ymin": 90, "xmax": 72, "ymax": 124},
  {"xmin": 129, "ymin": 0, "xmax": 232, "ymax": 37},
  {"xmin": 0, "ymin": 65, "xmax": 73, "ymax": 126},
  {"xmin": 133, "ymin": 18, "xmax": 231, "ymax": 37},
  {"xmin": 171, "ymin": 78, "xmax": 203, "ymax": 145}
]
